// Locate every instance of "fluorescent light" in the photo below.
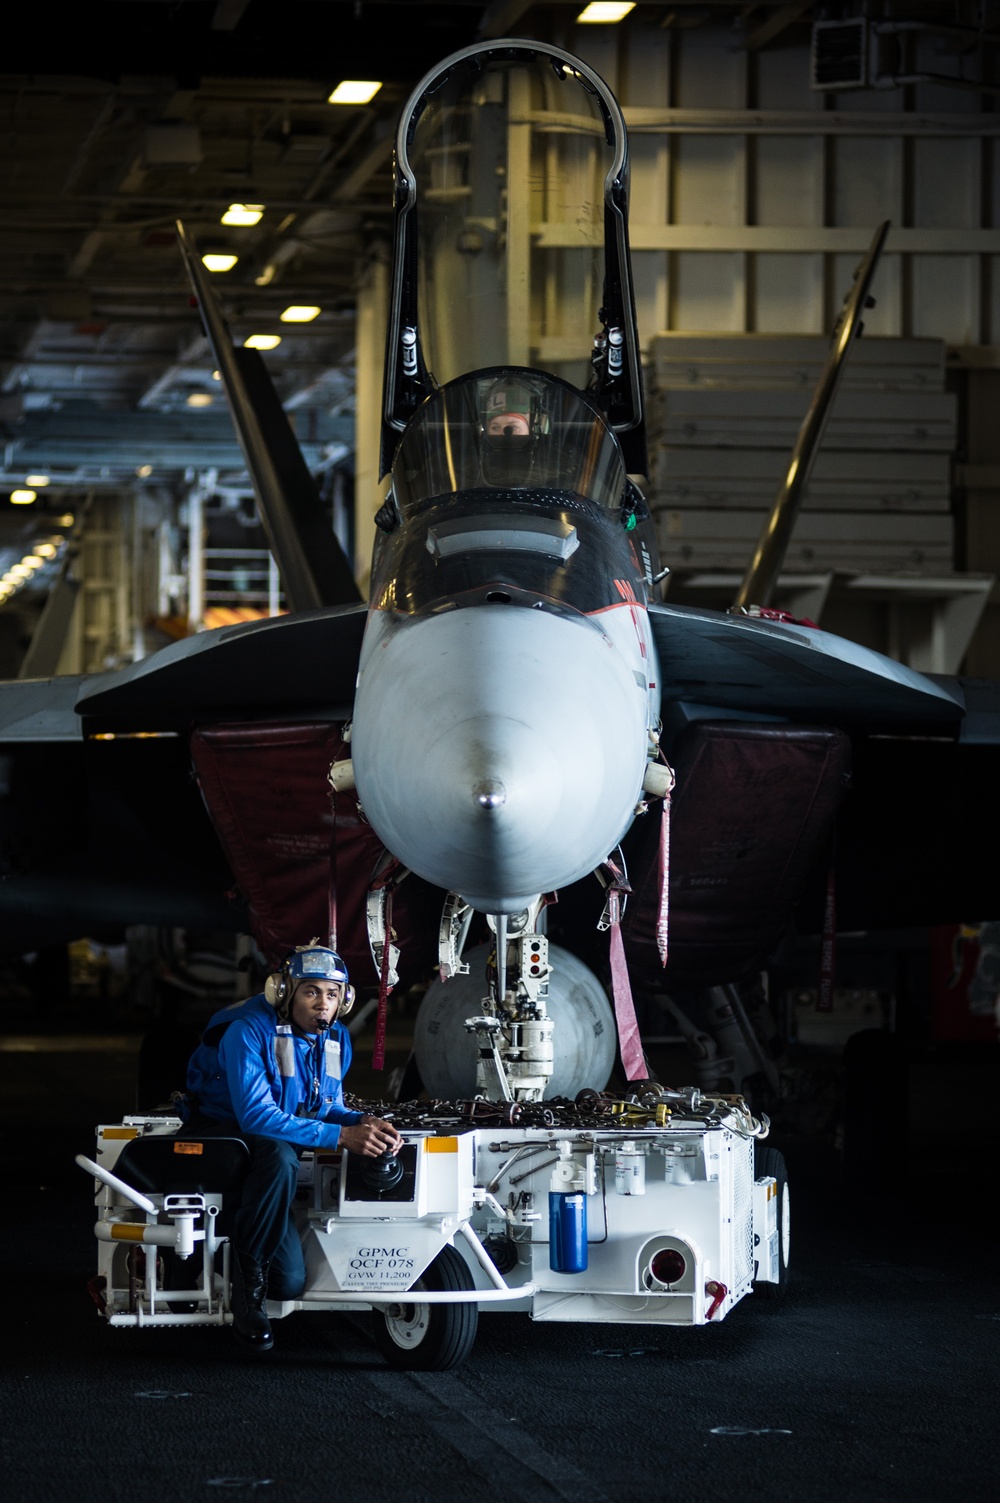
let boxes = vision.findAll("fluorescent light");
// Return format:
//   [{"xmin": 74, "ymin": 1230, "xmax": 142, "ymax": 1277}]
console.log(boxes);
[
  {"xmin": 23, "ymin": 555, "xmax": 44, "ymax": 569},
  {"xmin": 24, "ymin": 474, "xmax": 50, "ymax": 486},
  {"xmin": 244, "ymin": 334, "xmax": 282, "ymax": 350},
  {"xmin": 577, "ymin": 2, "xmax": 635, "ymax": 20},
  {"xmin": 328, "ymin": 81, "xmax": 382, "ymax": 104},
  {"xmin": 10, "ymin": 489, "xmax": 36, "ymax": 504},
  {"xmin": 35, "ymin": 544, "xmax": 57, "ymax": 558},
  {"xmin": 202, "ymin": 253, "xmax": 238, "ymax": 272},
  {"xmin": 280, "ymin": 305, "xmax": 321, "ymax": 323},
  {"xmin": 186, "ymin": 392, "xmax": 214, "ymax": 407},
  {"xmin": 221, "ymin": 203, "xmax": 264, "ymax": 227},
  {"xmin": 9, "ymin": 564, "xmax": 30, "ymax": 578}
]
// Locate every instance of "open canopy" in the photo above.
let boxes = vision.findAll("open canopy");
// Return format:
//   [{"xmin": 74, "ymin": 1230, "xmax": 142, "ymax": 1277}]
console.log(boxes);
[
  {"xmin": 381, "ymin": 40, "xmax": 646, "ymax": 475},
  {"xmin": 391, "ymin": 367, "xmax": 627, "ymax": 515}
]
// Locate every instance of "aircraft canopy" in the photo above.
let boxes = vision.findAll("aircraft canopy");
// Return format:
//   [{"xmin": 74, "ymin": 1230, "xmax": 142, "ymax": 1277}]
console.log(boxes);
[
  {"xmin": 391, "ymin": 368, "xmax": 627, "ymax": 514},
  {"xmin": 382, "ymin": 39, "xmax": 645, "ymax": 474}
]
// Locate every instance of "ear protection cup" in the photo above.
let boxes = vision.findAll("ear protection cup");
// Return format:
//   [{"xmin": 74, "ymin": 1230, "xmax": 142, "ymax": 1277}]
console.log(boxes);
[
  {"xmin": 264, "ymin": 972, "xmax": 290, "ymax": 1008},
  {"xmin": 266, "ymin": 947, "xmax": 351, "ymax": 1018},
  {"xmin": 266, "ymin": 970, "xmax": 352, "ymax": 1017}
]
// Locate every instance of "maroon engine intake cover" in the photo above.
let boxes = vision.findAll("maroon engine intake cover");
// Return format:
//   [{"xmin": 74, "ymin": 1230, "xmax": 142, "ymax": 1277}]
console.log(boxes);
[
  {"xmin": 191, "ymin": 721, "xmax": 437, "ymax": 981},
  {"xmin": 623, "ymin": 720, "xmax": 850, "ymax": 987}
]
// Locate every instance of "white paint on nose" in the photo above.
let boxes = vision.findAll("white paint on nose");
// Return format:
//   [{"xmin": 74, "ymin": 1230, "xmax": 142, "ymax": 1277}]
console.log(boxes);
[{"xmin": 352, "ymin": 605, "xmax": 652, "ymax": 913}]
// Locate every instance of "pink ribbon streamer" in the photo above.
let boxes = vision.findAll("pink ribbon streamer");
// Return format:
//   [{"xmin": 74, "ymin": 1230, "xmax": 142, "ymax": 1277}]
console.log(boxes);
[
  {"xmin": 608, "ymin": 889, "xmax": 646, "ymax": 1081},
  {"xmin": 373, "ymin": 884, "xmax": 393, "ymax": 1071},
  {"xmin": 817, "ymin": 865, "xmax": 836, "ymax": 1014},
  {"xmin": 656, "ymin": 786, "xmax": 671, "ymax": 967}
]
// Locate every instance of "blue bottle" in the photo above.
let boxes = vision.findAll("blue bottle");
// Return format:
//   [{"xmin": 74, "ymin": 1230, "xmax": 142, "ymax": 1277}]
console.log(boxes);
[{"xmin": 549, "ymin": 1190, "xmax": 588, "ymax": 1273}]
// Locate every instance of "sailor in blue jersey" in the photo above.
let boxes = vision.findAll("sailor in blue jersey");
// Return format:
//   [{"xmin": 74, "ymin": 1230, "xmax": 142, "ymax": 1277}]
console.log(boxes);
[{"xmin": 184, "ymin": 943, "xmax": 401, "ymax": 1351}]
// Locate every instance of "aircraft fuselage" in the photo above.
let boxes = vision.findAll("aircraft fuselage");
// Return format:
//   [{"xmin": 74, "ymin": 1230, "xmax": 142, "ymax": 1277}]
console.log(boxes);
[{"xmin": 352, "ymin": 369, "xmax": 660, "ymax": 913}]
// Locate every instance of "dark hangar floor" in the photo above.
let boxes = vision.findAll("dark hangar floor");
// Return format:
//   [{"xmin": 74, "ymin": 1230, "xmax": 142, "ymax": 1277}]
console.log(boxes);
[{"xmin": 2, "ymin": 1029, "xmax": 998, "ymax": 1503}]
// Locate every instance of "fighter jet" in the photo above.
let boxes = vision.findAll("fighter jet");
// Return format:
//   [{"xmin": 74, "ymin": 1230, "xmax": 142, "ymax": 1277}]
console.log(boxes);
[{"xmin": 0, "ymin": 40, "xmax": 996, "ymax": 1102}]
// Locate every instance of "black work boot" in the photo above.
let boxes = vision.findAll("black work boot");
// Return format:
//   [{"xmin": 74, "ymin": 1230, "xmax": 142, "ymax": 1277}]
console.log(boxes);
[{"xmin": 229, "ymin": 1250, "xmax": 273, "ymax": 1352}]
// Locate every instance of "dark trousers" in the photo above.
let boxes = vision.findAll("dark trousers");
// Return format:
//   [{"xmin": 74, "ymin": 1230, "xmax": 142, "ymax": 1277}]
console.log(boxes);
[{"xmin": 183, "ymin": 1116, "xmax": 307, "ymax": 1300}]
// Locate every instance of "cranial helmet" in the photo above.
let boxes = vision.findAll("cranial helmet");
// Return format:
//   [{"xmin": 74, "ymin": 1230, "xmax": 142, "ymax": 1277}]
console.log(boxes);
[
  {"xmin": 479, "ymin": 373, "xmax": 552, "ymax": 487},
  {"xmin": 482, "ymin": 376, "xmax": 540, "ymax": 438},
  {"xmin": 264, "ymin": 942, "xmax": 354, "ymax": 1016}
]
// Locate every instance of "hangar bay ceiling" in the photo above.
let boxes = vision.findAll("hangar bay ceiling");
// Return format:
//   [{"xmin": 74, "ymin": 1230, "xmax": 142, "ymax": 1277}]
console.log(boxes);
[
  {"xmin": 2, "ymin": 0, "xmax": 998, "ymax": 665},
  {"xmin": 0, "ymin": 0, "xmax": 492, "ymax": 634}
]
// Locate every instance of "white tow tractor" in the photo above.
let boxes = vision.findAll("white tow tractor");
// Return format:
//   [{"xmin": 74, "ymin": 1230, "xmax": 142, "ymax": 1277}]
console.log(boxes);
[{"xmin": 78, "ymin": 1089, "xmax": 789, "ymax": 1371}]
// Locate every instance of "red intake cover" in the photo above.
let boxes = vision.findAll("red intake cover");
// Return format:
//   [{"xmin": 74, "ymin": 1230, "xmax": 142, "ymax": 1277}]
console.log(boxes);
[
  {"xmin": 190, "ymin": 721, "xmax": 435, "ymax": 980},
  {"xmin": 623, "ymin": 721, "xmax": 850, "ymax": 987}
]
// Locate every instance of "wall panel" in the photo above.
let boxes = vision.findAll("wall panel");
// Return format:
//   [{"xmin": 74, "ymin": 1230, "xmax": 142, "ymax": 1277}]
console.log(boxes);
[{"xmin": 586, "ymin": 20, "xmax": 999, "ymax": 349}]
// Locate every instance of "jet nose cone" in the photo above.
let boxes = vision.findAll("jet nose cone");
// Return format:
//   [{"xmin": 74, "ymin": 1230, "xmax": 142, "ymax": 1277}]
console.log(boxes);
[
  {"xmin": 473, "ymin": 780, "xmax": 507, "ymax": 810},
  {"xmin": 352, "ymin": 605, "xmax": 650, "ymax": 911}
]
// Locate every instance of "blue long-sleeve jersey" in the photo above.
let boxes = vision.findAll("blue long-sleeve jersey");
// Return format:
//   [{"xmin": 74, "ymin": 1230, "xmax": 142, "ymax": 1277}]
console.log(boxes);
[{"xmin": 185, "ymin": 993, "xmax": 364, "ymax": 1150}]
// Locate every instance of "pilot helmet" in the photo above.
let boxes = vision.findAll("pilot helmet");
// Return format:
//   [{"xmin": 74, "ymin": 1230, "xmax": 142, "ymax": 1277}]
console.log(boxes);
[
  {"xmin": 479, "ymin": 374, "xmax": 551, "ymax": 486},
  {"xmin": 483, "ymin": 376, "xmax": 537, "ymax": 439},
  {"xmin": 265, "ymin": 942, "xmax": 354, "ymax": 1016}
]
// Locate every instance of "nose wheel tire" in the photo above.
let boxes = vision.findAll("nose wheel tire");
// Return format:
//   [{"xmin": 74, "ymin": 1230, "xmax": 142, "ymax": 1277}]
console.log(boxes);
[{"xmin": 372, "ymin": 1244, "xmax": 478, "ymax": 1371}]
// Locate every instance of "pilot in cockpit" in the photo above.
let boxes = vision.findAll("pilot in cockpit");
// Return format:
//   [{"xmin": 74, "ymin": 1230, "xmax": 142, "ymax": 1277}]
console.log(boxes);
[
  {"xmin": 480, "ymin": 375, "xmax": 549, "ymax": 486},
  {"xmin": 483, "ymin": 377, "xmax": 536, "ymax": 438}
]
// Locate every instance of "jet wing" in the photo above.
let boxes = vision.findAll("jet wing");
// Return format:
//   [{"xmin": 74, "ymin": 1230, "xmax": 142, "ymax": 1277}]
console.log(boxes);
[
  {"xmin": 0, "ymin": 674, "xmax": 91, "ymax": 742},
  {"xmin": 74, "ymin": 604, "xmax": 367, "ymax": 732},
  {"xmin": 0, "ymin": 606, "xmax": 366, "ymax": 739},
  {"xmin": 648, "ymin": 602, "xmax": 965, "ymax": 733}
]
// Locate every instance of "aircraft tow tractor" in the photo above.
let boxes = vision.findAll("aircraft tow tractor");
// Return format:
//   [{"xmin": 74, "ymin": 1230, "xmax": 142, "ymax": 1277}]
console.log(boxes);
[{"xmin": 77, "ymin": 1084, "xmax": 788, "ymax": 1371}]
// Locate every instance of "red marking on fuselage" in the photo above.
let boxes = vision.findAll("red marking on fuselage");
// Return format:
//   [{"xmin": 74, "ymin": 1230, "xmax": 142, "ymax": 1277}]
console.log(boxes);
[{"xmin": 609, "ymin": 579, "xmax": 647, "ymax": 657}]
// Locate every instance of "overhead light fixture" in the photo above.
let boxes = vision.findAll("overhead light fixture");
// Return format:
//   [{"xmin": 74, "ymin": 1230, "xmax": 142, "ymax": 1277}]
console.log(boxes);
[
  {"xmin": 186, "ymin": 392, "xmax": 214, "ymax": 407},
  {"xmin": 202, "ymin": 253, "xmax": 238, "ymax": 272},
  {"xmin": 24, "ymin": 475, "xmax": 50, "ymax": 487},
  {"xmin": 136, "ymin": 464, "xmax": 153, "ymax": 478},
  {"xmin": 10, "ymin": 489, "xmax": 36, "ymax": 505},
  {"xmin": 23, "ymin": 555, "xmax": 44, "ymax": 569},
  {"xmin": 212, "ymin": 370, "xmax": 221, "ymax": 381},
  {"xmin": 35, "ymin": 543, "xmax": 58, "ymax": 558},
  {"xmin": 328, "ymin": 81, "xmax": 382, "ymax": 104},
  {"xmin": 9, "ymin": 564, "xmax": 30, "ymax": 579},
  {"xmin": 280, "ymin": 305, "xmax": 321, "ymax": 323},
  {"xmin": 58, "ymin": 514, "xmax": 75, "ymax": 527},
  {"xmin": 244, "ymin": 333, "xmax": 282, "ymax": 350},
  {"xmin": 221, "ymin": 203, "xmax": 264, "ymax": 227},
  {"xmin": 577, "ymin": 2, "xmax": 635, "ymax": 20}
]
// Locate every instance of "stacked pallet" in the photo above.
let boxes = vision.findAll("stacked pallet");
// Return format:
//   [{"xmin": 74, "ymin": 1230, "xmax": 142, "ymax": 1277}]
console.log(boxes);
[{"xmin": 647, "ymin": 334, "xmax": 956, "ymax": 574}]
